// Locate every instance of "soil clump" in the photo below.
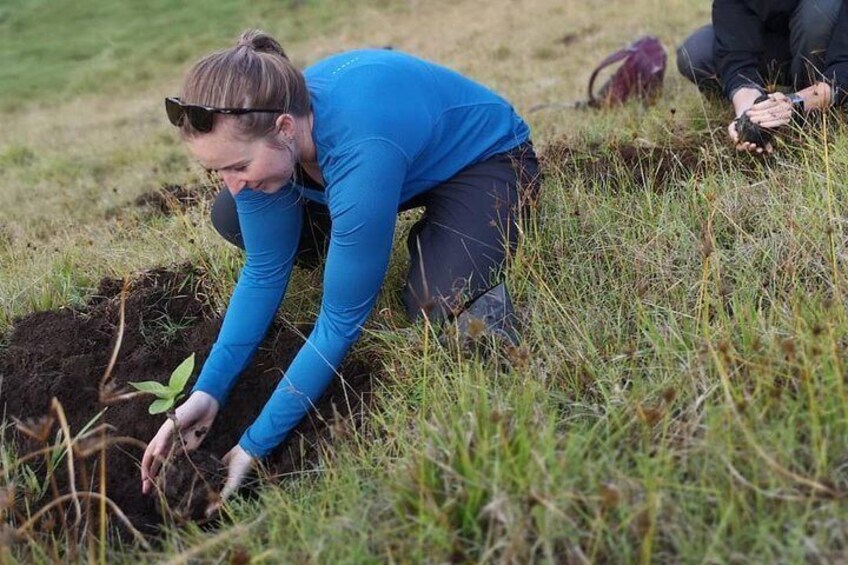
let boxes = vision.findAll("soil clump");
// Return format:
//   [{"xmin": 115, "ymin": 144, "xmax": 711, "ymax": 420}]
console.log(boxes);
[
  {"xmin": 0, "ymin": 264, "xmax": 376, "ymax": 538},
  {"xmin": 734, "ymin": 113, "xmax": 774, "ymax": 146}
]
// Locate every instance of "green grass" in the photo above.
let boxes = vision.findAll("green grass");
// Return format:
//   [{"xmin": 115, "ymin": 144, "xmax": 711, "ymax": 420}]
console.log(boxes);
[
  {"xmin": 0, "ymin": 0, "xmax": 353, "ymax": 109},
  {"xmin": 3, "ymin": 0, "xmax": 848, "ymax": 562}
]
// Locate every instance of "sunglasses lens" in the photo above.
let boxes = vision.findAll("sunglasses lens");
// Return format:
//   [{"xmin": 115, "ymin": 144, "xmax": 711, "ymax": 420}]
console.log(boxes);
[
  {"xmin": 165, "ymin": 98, "xmax": 185, "ymax": 127},
  {"xmin": 165, "ymin": 98, "xmax": 215, "ymax": 132},
  {"xmin": 187, "ymin": 106, "xmax": 214, "ymax": 133}
]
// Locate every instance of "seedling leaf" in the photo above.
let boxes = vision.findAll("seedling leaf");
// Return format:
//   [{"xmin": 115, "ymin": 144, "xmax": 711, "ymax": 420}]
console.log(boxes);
[
  {"xmin": 149, "ymin": 397, "xmax": 175, "ymax": 415},
  {"xmin": 168, "ymin": 353, "xmax": 195, "ymax": 393},
  {"xmin": 128, "ymin": 380, "xmax": 171, "ymax": 397},
  {"xmin": 131, "ymin": 354, "xmax": 196, "ymax": 414}
]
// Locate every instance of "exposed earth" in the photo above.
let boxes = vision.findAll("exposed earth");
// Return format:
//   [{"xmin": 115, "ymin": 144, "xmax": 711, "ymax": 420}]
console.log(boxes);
[
  {"xmin": 542, "ymin": 139, "xmax": 773, "ymax": 192},
  {"xmin": 0, "ymin": 139, "xmax": 765, "ymax": 543},
  {"xmin": 0, "ymin": 265, "xmax": 377, "ymax": 537},
  {"xmin": 542, "ymin": 140, "xmax": 707, "ymax": 190}
]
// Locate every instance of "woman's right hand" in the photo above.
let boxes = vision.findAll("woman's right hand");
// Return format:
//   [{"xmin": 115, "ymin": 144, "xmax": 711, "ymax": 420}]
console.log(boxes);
[{"xmin": 140, "ymin": 391, "xmax": 219, "ymax": 494}]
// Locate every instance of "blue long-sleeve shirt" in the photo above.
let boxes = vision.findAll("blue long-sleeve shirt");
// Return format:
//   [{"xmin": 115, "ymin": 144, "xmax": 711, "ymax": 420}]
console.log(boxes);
[{"xmin": 191, "ymin": 49, "xmax": 530, "ymax": 457}]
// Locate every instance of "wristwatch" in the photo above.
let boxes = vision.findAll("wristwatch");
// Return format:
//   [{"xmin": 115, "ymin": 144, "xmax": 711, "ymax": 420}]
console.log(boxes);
[{"xmin": 787, "ymin": 92, "xmax": 806, "ymax": 114}]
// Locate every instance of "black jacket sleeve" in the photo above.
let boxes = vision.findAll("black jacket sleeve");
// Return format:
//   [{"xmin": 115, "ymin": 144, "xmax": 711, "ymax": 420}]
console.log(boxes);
[
  {"xmin": 825, "ymin": 1, "xmax": 848, "ymax": 108},
  {"xmin": 713, "ymin": 0, "xmax": 766, "ymax": 98}
]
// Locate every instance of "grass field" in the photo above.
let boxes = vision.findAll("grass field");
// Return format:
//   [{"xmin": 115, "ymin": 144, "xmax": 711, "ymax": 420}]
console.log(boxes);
[{"xmin": 3, "ymin": 0, "xmax": 848, "ymax": 562}]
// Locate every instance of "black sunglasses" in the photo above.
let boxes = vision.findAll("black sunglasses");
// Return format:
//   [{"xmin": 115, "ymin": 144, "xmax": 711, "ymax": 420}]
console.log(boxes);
[{"xmin": 165, "ymin": 97, "xmax": 288, "ymax": 133}]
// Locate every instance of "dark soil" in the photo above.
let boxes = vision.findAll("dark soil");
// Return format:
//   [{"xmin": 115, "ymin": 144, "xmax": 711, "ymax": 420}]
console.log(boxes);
[
  {"xmin": 154, "ymin": 450, "xmax": 224, "ymax": 525},
  {"xmin": 734, "ymin": 114, "xmax": 774, "ymax": 146},
  {"xmin": 0, "ymin": 264, "xmax": 377, "ymax": 538},
  {"xmin": 542, "ymin": 138, "xmax": 777, "ymax": 192},
  {"xmin": 542, "ymin": 140, "xmax": 707, "ymax": 191}
]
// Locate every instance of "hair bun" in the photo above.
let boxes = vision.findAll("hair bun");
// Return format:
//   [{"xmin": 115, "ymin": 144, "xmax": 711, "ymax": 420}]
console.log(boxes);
[{"xmin": 236, "ymin": 29, "xmax": 288, "ymax": 59}]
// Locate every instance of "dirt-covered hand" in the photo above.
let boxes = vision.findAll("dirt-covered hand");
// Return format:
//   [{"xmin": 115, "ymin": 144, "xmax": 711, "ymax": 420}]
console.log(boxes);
[
  {"xmin": 728, "ymin": 117, "xmax": 773, "ymax": 155},
  {"xmin": 205, "ymin": 444, "xmax": 255, "ymax": 517},
  {"xmin": 728, "ymin": 91, "xmax": 775, "ymax": 154},
  {"xmin": 745, "ymin": 92, "xmax": 794, "ymax": 129},
  {"xmin": 141, "ymin": 391, "xmax": 219, "ymax": 495}
]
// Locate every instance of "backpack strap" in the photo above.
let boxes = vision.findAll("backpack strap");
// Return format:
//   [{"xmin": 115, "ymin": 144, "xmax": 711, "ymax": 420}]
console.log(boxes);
[{"xmin": 587, "ymin": 47, "xmax": 633, "ymax": 104}]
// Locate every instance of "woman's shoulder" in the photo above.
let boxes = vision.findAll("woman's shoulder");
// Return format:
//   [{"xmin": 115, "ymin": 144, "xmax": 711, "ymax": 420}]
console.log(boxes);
[
  {"xmin": 306, "ymin": 49, "xmax": 428, "ymax": 88},
  {"xmin": 306, "ymin": 49, "xmax": 439, "ymax": 124}
]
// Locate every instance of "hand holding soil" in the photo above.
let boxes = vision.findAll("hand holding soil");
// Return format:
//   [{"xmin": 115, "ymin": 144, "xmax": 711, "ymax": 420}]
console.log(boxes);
[
  {"xmin": 141, "ymin": 390, "xmax": 219, "ymax": 495},
  {"xmin": 728, "ymin": 116, "xmax": 774, "ymax": 155},
  {"xmin": 727, "ymin": 90, "xmax": 775, "ymax": 155}
]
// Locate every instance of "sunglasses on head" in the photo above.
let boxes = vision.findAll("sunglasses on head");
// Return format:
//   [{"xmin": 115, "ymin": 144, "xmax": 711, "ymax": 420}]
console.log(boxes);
[{"xmin": 165, "ymin": 97, "xmax": 288, "ymax": 133}]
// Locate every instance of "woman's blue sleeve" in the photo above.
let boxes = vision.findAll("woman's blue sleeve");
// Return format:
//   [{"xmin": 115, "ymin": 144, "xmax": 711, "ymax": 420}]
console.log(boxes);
[
  {"xmin": 238, "ymin": 139, "xmax": 407, "ymax": 457},
  {"xmin": 191, "ymin": 186, "xmax": 302, "ymax": 406}
]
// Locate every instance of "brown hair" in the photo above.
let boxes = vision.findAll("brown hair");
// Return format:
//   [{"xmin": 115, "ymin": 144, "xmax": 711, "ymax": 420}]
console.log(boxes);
[{"xmin": 179, "ymin": 29, "xmax": 311, "ymax": 139}]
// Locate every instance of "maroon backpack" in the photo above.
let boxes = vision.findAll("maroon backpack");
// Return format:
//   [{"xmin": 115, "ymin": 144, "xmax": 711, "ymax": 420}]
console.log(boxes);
[{"xmin": 588, "ymin": 36, "xmax": 667, "ymax": 108}]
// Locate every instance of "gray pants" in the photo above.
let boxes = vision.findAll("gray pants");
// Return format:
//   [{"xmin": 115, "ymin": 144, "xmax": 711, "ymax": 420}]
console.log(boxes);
[
  {"xmin": 677, "ymin": 0, "xmax": 841, "ymax": 97},
  {"xmin": 211, "ymin": 142, "xmax": 541, "ymax": 323}
]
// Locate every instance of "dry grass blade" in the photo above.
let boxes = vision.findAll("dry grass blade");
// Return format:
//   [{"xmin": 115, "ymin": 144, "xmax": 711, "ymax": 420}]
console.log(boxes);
[
  {"xmin": 99, "ymin": 383, "xmax": 144, "ymax": 406},
  {"xmin": 0, "ymin": 433, "xmax": 144, "ymax": 479},
  {"xmin": 707, "ymin": 341, "xmax": 841, "ymax": 498},
  {"xmin": 161, "ymin": 511, "xmax": 267, "ymax": 565},
  {"xmin": 12, "ymin": 415, "xmax": 55, "ymax": 443},
  {"xmin": 721, "ymin": 456, "xmax": 812, "ymax": 501},
  {"xmin": 14, "ymin": 492, "xmax": 150, "ymax": 550},
  {"xmin": 99, "ymin": 426, "xmax": 107, "ymax": 565},
  {"xmin": 50, "ymin": 398, "xmax": 82, "ymax": 527},
  {"xmin": 99, "ymin": 277, "xmax": 129, "ymax": 393}
]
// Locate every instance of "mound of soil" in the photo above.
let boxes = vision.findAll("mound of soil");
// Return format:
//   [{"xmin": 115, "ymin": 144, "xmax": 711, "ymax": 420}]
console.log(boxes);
[
  {"xmin": 0, "ymin": 264, "xmax": 377, "ymax": 538},
  {"xmin": 542, "ymin": 141, "xmax": 706, "ymax": 191}
]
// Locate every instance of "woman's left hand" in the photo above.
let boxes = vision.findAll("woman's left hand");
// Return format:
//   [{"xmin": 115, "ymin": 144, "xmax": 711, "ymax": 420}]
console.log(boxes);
[
  {"xmin": 745, "ymin": 92, "xmax": 794, "ymax": 129},
  {"xmin": 206, "ymin": 444, "xmax": 255, "ymax": 517}
]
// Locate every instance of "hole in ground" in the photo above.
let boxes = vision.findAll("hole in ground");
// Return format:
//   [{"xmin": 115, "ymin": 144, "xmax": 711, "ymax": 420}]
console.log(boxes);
[{"xmin": 0, "ymin": 264, "xmax": 379, "ymax": 541}]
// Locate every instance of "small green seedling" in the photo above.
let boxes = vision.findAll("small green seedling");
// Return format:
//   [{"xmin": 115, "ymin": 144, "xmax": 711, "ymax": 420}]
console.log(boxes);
[{"xmin": 129, "ymin": 353, "xmax": 195, "ymax": 414}]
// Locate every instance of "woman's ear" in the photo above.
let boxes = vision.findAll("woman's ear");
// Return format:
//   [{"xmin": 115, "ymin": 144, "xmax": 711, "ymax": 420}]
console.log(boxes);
[{"xmin": 275, "ymin": 113, "xmax": 296, "ymax": 141}]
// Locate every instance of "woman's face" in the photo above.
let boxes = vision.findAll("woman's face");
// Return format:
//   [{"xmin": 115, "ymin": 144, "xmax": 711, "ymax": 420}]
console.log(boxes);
[{"xmin": 187, "ymin": 118, "xmax": 295, "ymax": 196}]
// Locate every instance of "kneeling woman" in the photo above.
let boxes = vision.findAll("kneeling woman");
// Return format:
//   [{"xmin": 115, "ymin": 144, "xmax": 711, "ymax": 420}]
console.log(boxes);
[{"xmin": 141, "ymin": 30, "xmax": 540, "ymax": 502}]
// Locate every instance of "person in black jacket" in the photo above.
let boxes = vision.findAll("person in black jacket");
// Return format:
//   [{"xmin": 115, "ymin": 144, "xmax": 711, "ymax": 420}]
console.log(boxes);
[
  {"xmin": 677, "ymin": 0, "xmax": 842, "ymax": 153},
  {"xmin": 746, "ymin": 2, "xmax": 848, "ymax": 133}
]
